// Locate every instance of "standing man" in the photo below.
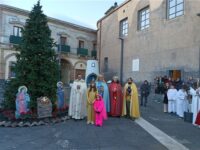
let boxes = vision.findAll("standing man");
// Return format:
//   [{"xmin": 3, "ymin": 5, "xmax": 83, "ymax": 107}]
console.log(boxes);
[
  {"xmin": 122, "ymin": 77, "xmax": 140, "ymax": 119},
  {"xmin": 96, "ymin": 74, "xmax": 110, "ymax": 113},
  {"xmin": 109, "ymin": 76, "xmax": 123, "ymax": 117},
  {"xmin": 140, "ymin": 80, "xmax": 150, "ymax": 107},
  {"xmin": 69, "ymin": 75, "xmax": 87, "ymax": 120}
]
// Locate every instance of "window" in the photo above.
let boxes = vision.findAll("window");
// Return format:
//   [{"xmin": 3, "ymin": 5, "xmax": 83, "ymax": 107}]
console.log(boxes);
[
  {"xmin": 79, "ymin": 40, "xmax": 84, "ymax": 48},
  {"xmin": 60, "ymin": 36, "xmax": 67, "ymax": 45},
  {"xmin": 119, "ymin": 18, "xmax": 128, "ymax": 37},
  {"xmin": 13, "ymin": 26, "xmax": 22, "ymax": 37},
  {"xmin": 8, "ymin": 62, "xmax": 16, "ymax": 78},
  {"xmin": 93, "ymin": 43, "xmax": 97, "ymax": 50},
  {"xmin": 138, "ymin": 6, "xmax": 150, "ymax": 30},
  {"xmin": 104, "ymin": 57, "xmax": 108, "ymax": 72},
  {"xmin": 167, "ymin": 0, "xmax": 184, "ymax": 19}
]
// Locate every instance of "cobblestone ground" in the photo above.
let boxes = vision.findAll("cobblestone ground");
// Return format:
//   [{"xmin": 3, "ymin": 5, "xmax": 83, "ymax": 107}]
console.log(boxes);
[{"xmin": 0, "ymin": 93, "xmax": 199, "ymax": 150}]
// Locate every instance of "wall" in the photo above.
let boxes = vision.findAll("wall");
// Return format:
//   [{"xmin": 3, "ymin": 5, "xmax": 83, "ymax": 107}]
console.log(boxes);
[{"xmin": 98, "ymin": 0, "xmax": 200, "ymax": 82}]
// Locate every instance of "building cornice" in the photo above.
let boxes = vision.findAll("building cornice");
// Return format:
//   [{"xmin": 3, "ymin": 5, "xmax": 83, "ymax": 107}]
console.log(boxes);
[
  {"xmin": 97, "ymin": 0, "xmax": 132, "ymax": 26},
  {"xmin": 0, "ymin": 4, "xmax": 97, "ymax": 34}
]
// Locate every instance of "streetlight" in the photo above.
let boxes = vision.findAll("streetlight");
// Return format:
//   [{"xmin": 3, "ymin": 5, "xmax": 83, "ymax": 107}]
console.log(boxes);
[
  {"xmin": 197, "ymin": 13, "xmax": 200, "ymax": 77},
  {"xmin": 58, "ymin": 39, "xmax": 61, "ymax": 81},
  {"xmin": 119, "ymin": 37, "xmax": 124, "ymax": 85}
]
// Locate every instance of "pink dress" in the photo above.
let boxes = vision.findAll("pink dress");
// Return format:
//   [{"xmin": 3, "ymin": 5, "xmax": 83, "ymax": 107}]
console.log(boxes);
[{"xmin": 93, "ymin": 95, "xmax": 107, "ymax": 126}]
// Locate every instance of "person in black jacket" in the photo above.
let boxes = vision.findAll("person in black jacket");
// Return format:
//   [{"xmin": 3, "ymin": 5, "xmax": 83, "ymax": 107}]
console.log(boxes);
[{"xmin": 140, "ymin": 80, "xmax": 150, "ymax": 107}]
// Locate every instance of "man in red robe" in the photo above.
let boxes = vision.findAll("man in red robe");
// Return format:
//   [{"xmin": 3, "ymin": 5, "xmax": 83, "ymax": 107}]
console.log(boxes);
[{"xmin": 109, "ymin": 76, "xmax": 123, "ymax": 117}]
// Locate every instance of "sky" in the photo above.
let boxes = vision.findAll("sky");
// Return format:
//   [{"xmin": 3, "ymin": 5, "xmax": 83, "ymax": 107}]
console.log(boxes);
[{"xmin": 0, "ymin": 0, "xmax": 125, "ymax": 29}]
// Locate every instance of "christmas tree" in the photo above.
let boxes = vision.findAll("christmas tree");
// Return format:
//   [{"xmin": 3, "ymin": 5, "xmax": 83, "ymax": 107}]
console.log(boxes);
[{"xmin": 3, "ymin": 1, "xmax": 58, "ymax": 110}]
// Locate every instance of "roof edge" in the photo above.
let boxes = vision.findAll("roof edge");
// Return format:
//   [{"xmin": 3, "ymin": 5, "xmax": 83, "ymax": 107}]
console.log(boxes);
[
  {"xmin": 0, "ymin": 4, "xmax": 97, "ymax": 33},
  {"xmin": 97, "ymin": 0, "xmax": 132, "ymax": 26}
]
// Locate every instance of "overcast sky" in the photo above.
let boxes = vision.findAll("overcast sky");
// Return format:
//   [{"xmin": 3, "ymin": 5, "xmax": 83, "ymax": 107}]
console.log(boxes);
[{"xmin": 0, "ymin": 0, "xmax": 125, "ymax": 29}]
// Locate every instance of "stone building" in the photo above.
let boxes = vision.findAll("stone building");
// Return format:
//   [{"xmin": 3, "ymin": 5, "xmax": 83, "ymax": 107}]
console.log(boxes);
[
  {"xmin": 97, "ymin": 0, "xmax": 200, "ymax": 83},
  {"xmin": 0, "ymin": 4, "xmax": 97, "ymax": 86}
]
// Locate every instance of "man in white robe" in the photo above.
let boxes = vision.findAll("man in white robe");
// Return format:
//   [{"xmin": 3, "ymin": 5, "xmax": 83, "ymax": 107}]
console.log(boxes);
[
  {"xmin": 190, "ymin": 86, "xmax": 200, "ymax": 125},
  {"xmin": 68, "ymin": 75, "xmax": 87, "ymax": 120},
  {"xmin": 167, "ymin": 85, "xmax": 177, "ymax": 113},
  {"xmin": 176, "ymin": 86, "xmax": 187, "ymax": 118}
]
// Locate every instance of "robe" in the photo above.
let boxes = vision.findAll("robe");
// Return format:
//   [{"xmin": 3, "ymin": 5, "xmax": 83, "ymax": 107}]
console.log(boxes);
[
  {"xmin": 176, "ymin": 89, "xmax": 187, "ymax": 118},
  {"xmin": 122, "ymin": 83, "xmax": 140, "ymax": 118},
  {"xmin": 87, "ymin": 89, "xmax": 98, "ymax": 123},
  {"xmin": 96, "ymin": 81, "xmax": 110, "ymax": 112},
  {"xmin": 15, "ymin": 91, "xmax": 30, "ymax": 119},
  {"xmin": 192, "ymin": 88, "xmax": 200, "ymax": 126},
  {"xmin": 68, "ymin": 79, "xmax": 87, "ymax": 119},
  {"xmin": 109, "ymin": 82, "xmax": 123, "ymax": 116},
  {"xmin": 167, "ymin": 89, "xmax": 177, "ymax": 113},
  {"xmin": 93, "ymin": 96, "xmax": 107, "ymax": 126}
]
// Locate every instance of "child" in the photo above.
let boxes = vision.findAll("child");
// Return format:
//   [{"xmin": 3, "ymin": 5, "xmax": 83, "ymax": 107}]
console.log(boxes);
[
  {"xmin": 167, "ymin": 85, "xmax": 177, "ymax": 113},
  {"xmin": 87, "ymin": 81, "xmax": 98, "ymax": 124},
  {"xmin": 93, "ymin": 94, "xmax": 107, "ymax": 127}
]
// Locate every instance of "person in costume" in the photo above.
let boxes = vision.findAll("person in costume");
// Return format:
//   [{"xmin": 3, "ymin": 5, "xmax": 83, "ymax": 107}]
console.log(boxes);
[
  {"xmin": 192, "ymin": 84, "xmax": 200, "ymax": 126},
  {"xmin": 122, "ymin": 77, "xmax": 140, "ymax": 119},
  {"xmin": 15, "ymin": 86, "xmax": 30, "ymax": 119},
  {"xmin": 87, "ymin": 81, "xmax": 98, "ymax": 124},
  {"xmin": 176, "ymin": 85, "xmax": 188, "ymax": 118},
  {"xmin": 68, "ymin": 75, "xmax": 87, "ymax": 120},
  {"xmin": 109, "ymin": 76, "xmax": 123, "ymax": 117},
  {"xmin": 167, "ymin": 85, "xmax": 178, "ymax": 114},
  {"xmin": 96, "ymin": 74, "xmax": 110, "ymax": 113},
  {"xmin": 93, "ymin": 94, "xmax": 107, "ymax": 127}
]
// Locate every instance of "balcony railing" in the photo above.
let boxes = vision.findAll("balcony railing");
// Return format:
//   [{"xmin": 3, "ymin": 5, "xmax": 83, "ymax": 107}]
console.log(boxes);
[
  {"xmin": 77, "ymin": 48, "xmax": 88, "ymax": 56},
  {"xmin": 9, "ymin": 35, "xmax": 22, "ymax": 44},
  {"xmin": 57, "ymin": 44, "xmax": 71, "ymax": 53},
  {"xmin": 91, "ymin": 50, "xmax": 97, "ymax": 58}
]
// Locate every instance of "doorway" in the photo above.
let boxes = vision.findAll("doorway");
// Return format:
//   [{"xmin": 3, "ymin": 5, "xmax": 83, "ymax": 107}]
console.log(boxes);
[{"xmin": 169, "ymin": 70, "xmax": 181, "ymax": 80}]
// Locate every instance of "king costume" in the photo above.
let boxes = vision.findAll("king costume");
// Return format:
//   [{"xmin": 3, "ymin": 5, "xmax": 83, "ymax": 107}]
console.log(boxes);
[
  {"xmin": 109, "ymin": 78, "xmax": 123, "ymax": 117},
  {"xmin": 122, "ymin": 82, "xmax": 140, "ymax": 119}
]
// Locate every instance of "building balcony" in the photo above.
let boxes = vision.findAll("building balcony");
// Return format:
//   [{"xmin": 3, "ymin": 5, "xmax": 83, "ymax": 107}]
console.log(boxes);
[
  {"xmin": 57, "ymin": 44, "xmax": 71, "ymax": 53},
  {"xmin": 77, "ymin": 48, "xmax": 88, "ymax": 56},
  {"xmin": 91, "ymin": 50, "xmax": 97, "ymax": 58},
  {"xmin": 9, "ymin": 35, "xmax": 22, "ymax": 44}
]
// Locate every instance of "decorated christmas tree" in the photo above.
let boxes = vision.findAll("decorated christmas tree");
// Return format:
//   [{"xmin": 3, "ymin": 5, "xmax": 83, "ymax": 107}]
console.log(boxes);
[{"xmin": 3, "ymin": 1, "xmax": 58, "ymax": 110}]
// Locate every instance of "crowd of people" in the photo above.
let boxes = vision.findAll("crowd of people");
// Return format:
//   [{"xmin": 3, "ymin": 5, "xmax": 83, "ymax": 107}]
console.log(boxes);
[
  {"xmin": 68, "ymin": 75, "xmax": 140, "ymax": 127},
  {"xmin": 68, "ymin": 74, "xmax": 200, "ymax": 128},
  {"xmin": 155, "ymin": 75, "xmax": 200, "ymax": 127}
]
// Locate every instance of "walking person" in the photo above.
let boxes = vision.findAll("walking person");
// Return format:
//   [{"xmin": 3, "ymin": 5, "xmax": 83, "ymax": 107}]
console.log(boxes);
[{"xmin": 140, "ymin": 80, "xmax": 150, "ymax": 107}]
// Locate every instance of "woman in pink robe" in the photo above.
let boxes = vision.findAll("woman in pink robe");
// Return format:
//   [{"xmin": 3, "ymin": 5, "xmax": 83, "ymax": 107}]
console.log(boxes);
[{"xmin": 93, "ymin": 94, "xmax": 107, "ymax": 126}]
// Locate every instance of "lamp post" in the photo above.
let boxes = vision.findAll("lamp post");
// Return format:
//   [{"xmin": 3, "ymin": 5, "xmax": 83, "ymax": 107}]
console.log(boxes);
[
  {"xmin": 197, "ymin": 13, "xmax": 200, "ymax": 77},
  {"xmin": 58, "ymin": 42, "xmax": 61, "ymax": 81},
  {"xmin": 119, "ymin": 37, "xmax": 124, "ymax": 85}
]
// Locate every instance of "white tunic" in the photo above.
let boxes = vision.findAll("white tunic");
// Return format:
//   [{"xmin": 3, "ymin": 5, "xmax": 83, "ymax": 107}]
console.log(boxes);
[
  {"xmin": 68, "ymin": 79, "xmax": 87, "ymax": 119},
  {"xmin": 190, "ymin": 87, "xmax": 200, "ymax": 124},
  {"xmin": 167, "ymin": 89, "xmax": 177, "ymax": 113},
  {"xmin": 176, "ymin": 90, "xmax": 187, "ymax": 118}
]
